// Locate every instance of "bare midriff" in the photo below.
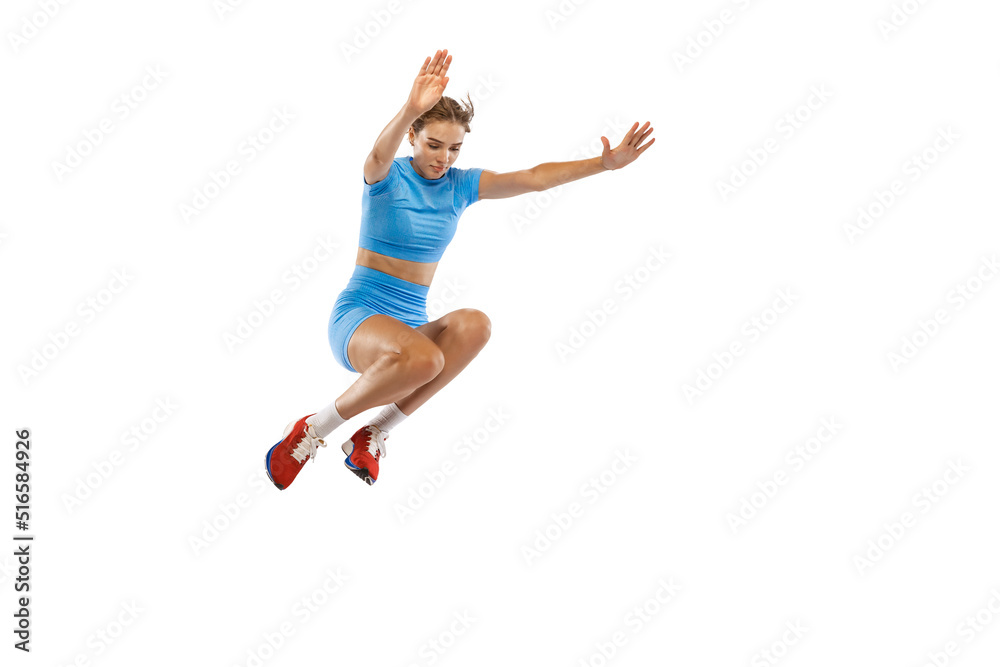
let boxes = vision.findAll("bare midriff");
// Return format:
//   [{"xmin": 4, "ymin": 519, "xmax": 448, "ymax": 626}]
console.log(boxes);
[{"xmin": 356, "ymin": 247, "xmax": 438, "ymax": 287}]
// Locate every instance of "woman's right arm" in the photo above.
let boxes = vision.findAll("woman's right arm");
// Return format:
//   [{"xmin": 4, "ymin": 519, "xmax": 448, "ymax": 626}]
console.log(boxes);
[
  {"xmin": 364, "ymin": 49, "xmax": 453, "ymax": 186},
  {"xmin": 364, "ymin": 103, "xmax": 422, "ymax": 185}
]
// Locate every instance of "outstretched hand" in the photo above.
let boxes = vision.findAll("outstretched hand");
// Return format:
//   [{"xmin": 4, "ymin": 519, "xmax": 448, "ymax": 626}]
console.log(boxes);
[
  {"xmin": 408, "ymin": 49, "xmax": 452, "ymax": 115},
  {"xmin": 601, "ymin": 121, "xmax": 655, "ymax": 170}
]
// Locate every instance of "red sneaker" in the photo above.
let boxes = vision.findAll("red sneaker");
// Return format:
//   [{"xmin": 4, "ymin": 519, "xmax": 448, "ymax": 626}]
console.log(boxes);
[
  {"xmin": 265, "ymin": 414, "xmax": 327, "ymax": 490},
  {"xmin": 341, "ymin": 425, "xmax": 388, "ymax": 486}
]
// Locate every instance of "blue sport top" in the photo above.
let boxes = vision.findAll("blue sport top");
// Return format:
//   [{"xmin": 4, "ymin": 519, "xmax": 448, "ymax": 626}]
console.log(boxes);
[{"xmin": 359, "ymin": 156, "xmax": 483, "ymax": 263}]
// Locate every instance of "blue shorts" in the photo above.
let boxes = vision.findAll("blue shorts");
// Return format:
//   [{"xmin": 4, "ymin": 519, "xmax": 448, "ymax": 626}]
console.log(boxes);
[{"xmin": 328, "ymin": 264, "xmax": 430, "ymax": 373}]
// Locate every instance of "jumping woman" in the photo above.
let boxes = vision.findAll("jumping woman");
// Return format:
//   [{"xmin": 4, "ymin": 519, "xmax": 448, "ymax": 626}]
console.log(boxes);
[{"xmin": 265, "ymin": 48, "xmax": 654, "ymax": 489}]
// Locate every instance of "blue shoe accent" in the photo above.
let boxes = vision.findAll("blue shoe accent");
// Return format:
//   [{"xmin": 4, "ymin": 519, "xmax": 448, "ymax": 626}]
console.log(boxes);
[
  {"xmin": 342, "ymin": 440, "xmax": 375, "ymax": 485},
  {"xmin": 265, "ymin": 441, "xmax": 283, "ymax": 490},
  {"xmin": 343, "ymin": 456, "xmax": 374, "ymax": 485}
]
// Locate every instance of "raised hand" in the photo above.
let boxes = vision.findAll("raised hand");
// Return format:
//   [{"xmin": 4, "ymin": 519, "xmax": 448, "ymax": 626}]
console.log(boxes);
[
  {"xmin": 601, "ymin": 121, "xmax": 655, "ymax": 171},
  {"xmin": 407, "ymin": 49, "xmax": 452, "ymax": 115}
]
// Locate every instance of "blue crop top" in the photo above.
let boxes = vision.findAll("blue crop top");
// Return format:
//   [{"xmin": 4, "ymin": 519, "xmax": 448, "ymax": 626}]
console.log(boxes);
[{"xmin": 359, "ymin": 156, "xmax": 483, "ymax": 263}]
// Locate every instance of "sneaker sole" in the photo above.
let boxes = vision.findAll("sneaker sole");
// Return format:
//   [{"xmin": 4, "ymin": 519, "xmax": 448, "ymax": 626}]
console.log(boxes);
[
  {"xmin": 343, "ymin": 456, "xmax": 376, "ymax": 486},
  {"xmin": 265, "ymin": 442, "xmax": 285, "ymax": 490}
]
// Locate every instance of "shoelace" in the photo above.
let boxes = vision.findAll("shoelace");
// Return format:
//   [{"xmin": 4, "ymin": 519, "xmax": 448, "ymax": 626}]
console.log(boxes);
[
  {"xmin": 364, "ymin": 426, "xmax": 388, "ymax": 460},
  {"xmin": 290, "ymin": 425, "xmax": 326, "ymax": 464}
]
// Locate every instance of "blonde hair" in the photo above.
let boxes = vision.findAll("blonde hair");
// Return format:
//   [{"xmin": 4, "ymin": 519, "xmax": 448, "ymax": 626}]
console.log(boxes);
[{"xmin": 411, "ymin": 93, "xmax": 475, "ymax": 137}]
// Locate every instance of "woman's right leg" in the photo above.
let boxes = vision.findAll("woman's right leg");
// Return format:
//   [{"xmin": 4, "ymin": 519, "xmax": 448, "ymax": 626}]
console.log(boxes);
[
  {"xmin": 334, "ymin": 314, "xmax": 445, "ymax": 420},
  {"xmin": 266, "ymin": 307, "xmax": 443, "ymax": 490}
]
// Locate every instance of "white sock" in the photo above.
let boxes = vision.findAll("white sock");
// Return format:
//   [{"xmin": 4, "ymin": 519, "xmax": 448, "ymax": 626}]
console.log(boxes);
[
  {"xmin": 367, "ymin": 402, "xmax": 409, "ymax": 434},
  {"xmin": 306, "ymin": 400, "xmax": 347, "ymax": 439}
]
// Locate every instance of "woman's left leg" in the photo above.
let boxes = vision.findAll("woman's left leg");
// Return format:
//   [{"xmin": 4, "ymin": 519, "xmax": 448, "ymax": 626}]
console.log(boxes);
[
  {"xmin": 393, "ymin": 307, "xmax": 492, "ymax": 414},
  {"xmin": 335, "ymin": 307, "xmax": 489, "ymax": 486}
]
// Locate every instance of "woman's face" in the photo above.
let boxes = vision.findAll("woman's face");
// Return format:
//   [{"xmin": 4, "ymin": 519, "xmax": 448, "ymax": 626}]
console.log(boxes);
[{"xmin": 408, "ymin": 121, "xmax": 466, "ymax": 179}]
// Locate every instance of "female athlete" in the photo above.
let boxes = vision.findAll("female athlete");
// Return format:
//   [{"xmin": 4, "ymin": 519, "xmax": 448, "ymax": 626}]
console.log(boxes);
[{"xmin": 266, "ymin": 48, "xmax": 654, "ymax": 489}]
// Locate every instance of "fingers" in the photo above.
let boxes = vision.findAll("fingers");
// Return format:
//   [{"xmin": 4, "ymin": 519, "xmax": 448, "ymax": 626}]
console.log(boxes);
[
  {"xmin": 622, "ymin": 121, "xmax": 637, "ymax": 142},
  {"xmin": 421, "ymin": 49, "xmax": 446, "ymax": 75},
  {"xmin": 430, "ymin": 49, "xmax": 450, "ymax": 77},
  {"xmin": 629, "ymin": 121, "xmax": 651, "ymax": 144},
  {"xmin": 438, "ymin": 54, "xmax": 452, "ymax": 79},
  {"xmin": 625, "ymin": 122, "xmax": 653, "ymax": 148},
  {"xmin": 608, "ymin": 120, "xmax": 656, "ymax": 166}
]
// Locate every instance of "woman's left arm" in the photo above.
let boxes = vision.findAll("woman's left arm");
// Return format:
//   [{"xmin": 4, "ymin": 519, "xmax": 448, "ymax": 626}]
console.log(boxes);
[{"xmin": 478, "ymin": 121, "xmax": 654, "ymax": 200}]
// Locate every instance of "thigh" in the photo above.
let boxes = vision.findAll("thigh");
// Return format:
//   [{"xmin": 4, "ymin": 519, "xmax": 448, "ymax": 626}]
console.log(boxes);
[
  {"xmin": 414, "ymin": 308, "xmax": 491, "ymax": 346},
  {"xmin": 347, "ymin": 314, "xmax": 438, "ymax": 374},
  {"xmin": 413, "ymin": 313, "xmax": 448, "ymax": 342}
]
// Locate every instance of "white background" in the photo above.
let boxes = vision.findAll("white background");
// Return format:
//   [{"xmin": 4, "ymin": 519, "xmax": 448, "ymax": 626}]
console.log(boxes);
[{"xmin": 3, "ymin": 0, "xmax": 1000, "ymax": 665}]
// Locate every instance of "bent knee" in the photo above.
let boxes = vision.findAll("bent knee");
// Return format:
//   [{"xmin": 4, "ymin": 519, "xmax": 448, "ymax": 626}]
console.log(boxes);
[
  {"xmin": 401, "ymin": 340, "xmax": 445, "ymax": 383},
  {"xmin": 454, "ymin": 308, "xmax": 492, "ymax": 348}
]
